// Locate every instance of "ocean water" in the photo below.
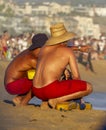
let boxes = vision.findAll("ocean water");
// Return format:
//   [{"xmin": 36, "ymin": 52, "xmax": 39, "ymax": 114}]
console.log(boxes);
[
  {"xmin": 29, "ymin": 92, "xmax": 106, "ymax": 111},
  {"xmin": 84, "ymin": 92, "xmax": 106, "ymax": 111}
]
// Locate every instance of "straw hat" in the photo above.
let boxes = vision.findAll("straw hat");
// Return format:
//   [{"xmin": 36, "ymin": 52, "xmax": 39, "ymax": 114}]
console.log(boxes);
[
  {"xmin": 29, "ymin": 33, "xmax": 48, "ymax": 50},
  {"xmin": 45, "ymin": 23, "xmax": 76, "ymax": 46}
]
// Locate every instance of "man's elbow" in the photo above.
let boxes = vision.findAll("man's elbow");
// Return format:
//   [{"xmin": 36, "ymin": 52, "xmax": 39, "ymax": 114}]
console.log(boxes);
[{"xmin": 72, "ymin": 75, "xmax": 81, "ymax": 80}]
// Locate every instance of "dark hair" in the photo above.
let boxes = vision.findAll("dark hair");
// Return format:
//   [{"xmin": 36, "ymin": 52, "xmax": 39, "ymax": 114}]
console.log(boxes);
[{"xmin": 62, "ymin": 68, "xmax": 73, "ymax": 80}]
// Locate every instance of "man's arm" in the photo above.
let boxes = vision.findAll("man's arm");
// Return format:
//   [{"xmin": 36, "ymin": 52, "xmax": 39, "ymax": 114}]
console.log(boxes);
[
  {"xmin": 70, "ymin": 45, "xmax": 91, "ymax": 52},
  {"xmin": 68, "ymin": 49, "xmax": 81, "ymax": 80}
]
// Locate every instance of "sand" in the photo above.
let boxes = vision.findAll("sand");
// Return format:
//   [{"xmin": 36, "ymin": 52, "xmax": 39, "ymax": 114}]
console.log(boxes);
[{"xmin": 0, "ymin": 60, "xmax": 106, "ymax": 130}]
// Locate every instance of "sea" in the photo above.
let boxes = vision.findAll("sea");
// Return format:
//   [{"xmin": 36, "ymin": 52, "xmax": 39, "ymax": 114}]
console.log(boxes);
[{"xmin": 29, "ymin": 92, "xmax": 106, "ymax": 111}]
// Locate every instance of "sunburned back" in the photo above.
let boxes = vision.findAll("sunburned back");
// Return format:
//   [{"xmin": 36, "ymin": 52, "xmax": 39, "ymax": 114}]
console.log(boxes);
[
  {"xmin": 33, "ymin": 44, "xmax": 72, "ymax": 88},
  {"xmin": 4, "ymin": 49, "xmax": 37, "ymax": 85}
]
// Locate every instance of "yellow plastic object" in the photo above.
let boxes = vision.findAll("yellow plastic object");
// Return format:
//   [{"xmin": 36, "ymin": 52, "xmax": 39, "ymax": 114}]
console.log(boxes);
[
  {"xmin": 27, "ymin": 69, "xmax": 36, "ymax": 80},
  {"xmin": 56, "ymin": 102, "xmax": 77, "ymax": 111},
  {"xmin": 77, "ymin": 102, "xmax": 92, "ymax": 110}
]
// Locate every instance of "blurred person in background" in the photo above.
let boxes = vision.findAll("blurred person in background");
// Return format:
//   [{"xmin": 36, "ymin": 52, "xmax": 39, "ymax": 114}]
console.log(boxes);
[{"xmin": 1, "ymin": 30, "xmax": 10, "ymax": 59}]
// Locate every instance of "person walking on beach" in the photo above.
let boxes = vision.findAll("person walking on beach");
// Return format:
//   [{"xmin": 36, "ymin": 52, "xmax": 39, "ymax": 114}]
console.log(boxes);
[
  {"xmin": 32, "ymin": 23, "xmax": 93, "ymax": 108},
  {"xmin": 4, "ymin": 33, "xmax": 48, "ymax": 106}
]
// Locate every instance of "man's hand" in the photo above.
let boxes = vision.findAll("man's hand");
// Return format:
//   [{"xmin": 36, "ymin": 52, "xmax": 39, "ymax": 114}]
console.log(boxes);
[
  {"xmin": 70, "ymin": 45, "xmax": 92, "ymax": 52},
  {"xmin": 80, "ymin": 45, "xmax": 92, "ymax": 52}
]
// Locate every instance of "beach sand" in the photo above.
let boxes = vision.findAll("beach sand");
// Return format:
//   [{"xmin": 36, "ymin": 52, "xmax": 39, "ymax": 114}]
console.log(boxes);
[{"xmin": 0, "ymin": 60, "xmax": 106, "ymax": 130}]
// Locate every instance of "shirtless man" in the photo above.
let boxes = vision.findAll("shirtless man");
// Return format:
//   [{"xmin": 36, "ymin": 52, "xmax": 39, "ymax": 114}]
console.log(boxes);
[
  {"xmin": 4, "ymin": 33, "xmax": 48, "ymax": 106},
  {"xmin": 1, "ymin": 30, "xmax": 10, "ymax": 59},
  {"xmin": 32, "ymin": 23, "xmax": 93, "ymax": 108}
]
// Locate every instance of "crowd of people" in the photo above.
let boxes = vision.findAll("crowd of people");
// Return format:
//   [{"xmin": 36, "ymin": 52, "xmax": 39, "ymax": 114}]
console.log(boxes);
[
  {"xmin": 0, "ymin": 30, "xmax": 106, "ymax": 63},
  {"xmin": 0, "ymin": 31, "xmax": 35, "ymax": 60}
]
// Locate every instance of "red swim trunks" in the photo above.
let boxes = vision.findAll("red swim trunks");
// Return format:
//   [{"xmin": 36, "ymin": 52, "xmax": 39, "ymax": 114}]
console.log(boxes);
[
  {"xmin": 5, "ymin": 78, "xmax": 32, "ymax": 95},
  {"xmin": 32, "ymin": 80, "xmax": 87, "ymax": 101}
]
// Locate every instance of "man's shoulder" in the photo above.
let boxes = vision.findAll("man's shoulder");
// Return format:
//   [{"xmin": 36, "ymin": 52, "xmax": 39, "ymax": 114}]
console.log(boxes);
[{"xmin": 59, "ymin": 46, "xmax": 72, "ymax": 53}]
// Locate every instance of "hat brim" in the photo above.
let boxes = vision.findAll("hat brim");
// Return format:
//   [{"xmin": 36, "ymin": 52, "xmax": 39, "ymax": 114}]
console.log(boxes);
[{"xmin": 45, "ymin": 32, "xmax": 76, "ymax": 46}]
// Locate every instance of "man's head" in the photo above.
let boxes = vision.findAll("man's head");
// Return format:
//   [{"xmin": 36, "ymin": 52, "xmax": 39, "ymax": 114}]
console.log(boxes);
[
  {"xmin": 29, "ymin": 33, "xmax": 48, "ymax": 51},
  {"xmin": 45, "ymin": 23, "xmax": 76, "ymax": 46},
  {"xmin": 2, "ymin": 30, "xmax": 10, "ymax": 40}
]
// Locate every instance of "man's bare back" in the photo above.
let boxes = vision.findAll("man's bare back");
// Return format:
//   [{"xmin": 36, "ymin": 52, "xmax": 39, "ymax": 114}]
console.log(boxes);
[
  {"xmin": 4, "ymin": 49, "xmax": 38, "ymax": 85},
  {"xmin": 4, "ymin": 48, "xmax": 40, "ymax": 106},
  {"xmin": 33, "ymin": 43, "xmax": 80, "ymax": 88}
]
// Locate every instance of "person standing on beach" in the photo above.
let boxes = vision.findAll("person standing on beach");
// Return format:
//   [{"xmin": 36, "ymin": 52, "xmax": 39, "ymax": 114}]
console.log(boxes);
[
  {"xmin": 1, "ymin": 30, "xmax": 10, "ymax": 59},
  {"xmin": 4, "ymin": 33, "xmax": 48, "ymax": 106},
  {"xmin": 32, "ymin": 23, "xmax": 93, "ymax": 108}
]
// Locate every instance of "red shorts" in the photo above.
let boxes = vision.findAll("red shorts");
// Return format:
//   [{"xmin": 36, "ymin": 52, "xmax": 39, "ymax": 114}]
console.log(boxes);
[
  {"xmin": 32, "ymin": 80, "xmax": 87, "ymax": 101},
  {"xmin": 3, "ymin": 46, "xmax": 7, "ymax": 52},
  {"xmin": 5, "ymin": 78, "xmax": 32, "ymax": 95}
]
